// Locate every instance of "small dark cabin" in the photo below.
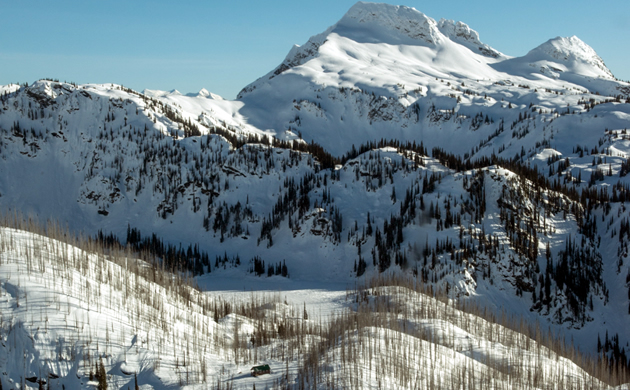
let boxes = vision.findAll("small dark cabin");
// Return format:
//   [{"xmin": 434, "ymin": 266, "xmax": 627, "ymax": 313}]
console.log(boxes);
[{"xmin": 251, "ymin": 364, "xmax": 271, "ymax": 376}]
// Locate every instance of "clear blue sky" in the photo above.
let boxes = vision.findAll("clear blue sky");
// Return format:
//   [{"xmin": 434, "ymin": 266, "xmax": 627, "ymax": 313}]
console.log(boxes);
[{"xmin": 2, "ymin": 1, "xmax": 628, "ymax": 99}]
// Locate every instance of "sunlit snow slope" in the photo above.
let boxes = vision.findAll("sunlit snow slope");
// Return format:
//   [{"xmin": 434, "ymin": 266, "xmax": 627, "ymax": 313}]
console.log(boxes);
[
  {"xmin": 1, "ymin": 226, "xmax": 627, "ymax": 389},
  {"xmin": 237, "ymin": 2, "xmax": 629, "ymax": 155}
]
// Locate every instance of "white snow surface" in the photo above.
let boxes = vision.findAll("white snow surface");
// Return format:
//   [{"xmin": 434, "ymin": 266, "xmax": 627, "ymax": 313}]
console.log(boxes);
[
  {"xmin": 0, "ymin": 227, "xmax": 626, "ymax": 389},
  {"xmin": 230, "ymin": 2, "xmax": 628, "ymax": 155}
]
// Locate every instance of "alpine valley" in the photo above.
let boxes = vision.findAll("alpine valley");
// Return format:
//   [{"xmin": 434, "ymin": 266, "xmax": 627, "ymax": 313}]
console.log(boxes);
[{"xmin": 1, "ymin": 2, "xmax": 630, "ymax": 389}]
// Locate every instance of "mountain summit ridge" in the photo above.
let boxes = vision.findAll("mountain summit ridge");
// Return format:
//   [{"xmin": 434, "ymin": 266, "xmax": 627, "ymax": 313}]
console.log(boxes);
[
  {"xmin": 239, "ymin": 1, "xmax": 502, "ymax": 97},
  {"xmin": 527, "ymin": 35, "xmax": 614, "ymax": 78},
  {"xmin": 233, "ymin": 2, "xmax": 627, "ymax": 158},
  {"xmin": 436, "ymin": 18, "xmax": 502, "ymax": 58},
  {"xmin": 337, "ymin": 2, "xmax": 441, "ymax": 45},
  {"xmin": 239, "ymin": 1, "xmax": 616, "ymax": 103}
]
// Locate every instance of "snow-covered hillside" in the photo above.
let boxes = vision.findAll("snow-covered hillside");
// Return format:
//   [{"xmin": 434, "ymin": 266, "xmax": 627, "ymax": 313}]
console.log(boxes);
[
  {"xmin": 1, "ymin": 1, "xmax": 630, "ymax": 383},
  {"xmin": 0, "ymin": 224, "xmax": 627, "ymax": 389}
]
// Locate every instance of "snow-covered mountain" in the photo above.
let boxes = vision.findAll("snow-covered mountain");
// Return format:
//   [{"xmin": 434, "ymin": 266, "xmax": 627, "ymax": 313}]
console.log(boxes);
[
  {"xmin": 1, "ymin": 2, "xmax": 630, "ymax": 385},
  {"xmin": 237, "ymin": 2, "xmax": 628, "ymax": 155}
]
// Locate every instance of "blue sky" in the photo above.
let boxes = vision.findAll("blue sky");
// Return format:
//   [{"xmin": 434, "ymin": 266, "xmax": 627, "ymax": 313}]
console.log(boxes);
[{"xmin": 2, "ymin": 1, "xmax": 628, "ymax": 99}]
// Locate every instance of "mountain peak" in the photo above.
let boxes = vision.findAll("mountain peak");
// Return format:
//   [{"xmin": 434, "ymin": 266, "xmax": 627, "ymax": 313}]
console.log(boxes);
[
  {"xmin": 531, "ymin": 36, "xmax": 600, "ymax": 62},
  {"xmin": 238, "ymin": 2, "xmax": 501, "ymax": 98},
  {"xmin": 527, "ymin": 36, "xmax": 614, "ymax": 79},
  {"xmin": 337, "ymin": 2, "xmax": 440, "ymax": 45},
  {"xmin": 238, "ymin": 2, "xmax": 619, "ymax": 101},
  {"xmin": 437, "ymin": 19, "xmax": 502, "ymax": 58}
]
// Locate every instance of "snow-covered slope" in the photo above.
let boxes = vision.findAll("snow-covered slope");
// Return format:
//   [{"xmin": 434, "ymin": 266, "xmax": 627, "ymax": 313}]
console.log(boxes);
[
  {"xmin": 0, "ymin": 225, "xmax": 626, "ymax": 389},
  {"xmin": 493, "ymin": 35, "xmax": 617, "ymax": 90},
  {"xmin": 0, "ymin": 225, "xmax": 226, "ymax": 389}
]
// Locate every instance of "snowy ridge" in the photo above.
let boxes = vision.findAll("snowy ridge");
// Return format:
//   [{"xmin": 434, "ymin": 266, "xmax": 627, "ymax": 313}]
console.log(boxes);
[
  {"xmin": 1, "ymin": 77, "xmax": 630, "ymax": 359},
  {"xmin": 338, "ymin": 2, "xmax": 441, "ymax": 45},
  {"xmin": 1, "ymin": 79, "xmax": 630, "ymax": 362},
  {"xmin": 496, "ymin": 35, "xmax": 616, "ymax": 82},
  {"xmin": 530, "ymin": 36, "xmax": 614, "ymax": 78},
  {"xmin": 437, "ymin": 18, "xmax": 502, "ymax": 58}
]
